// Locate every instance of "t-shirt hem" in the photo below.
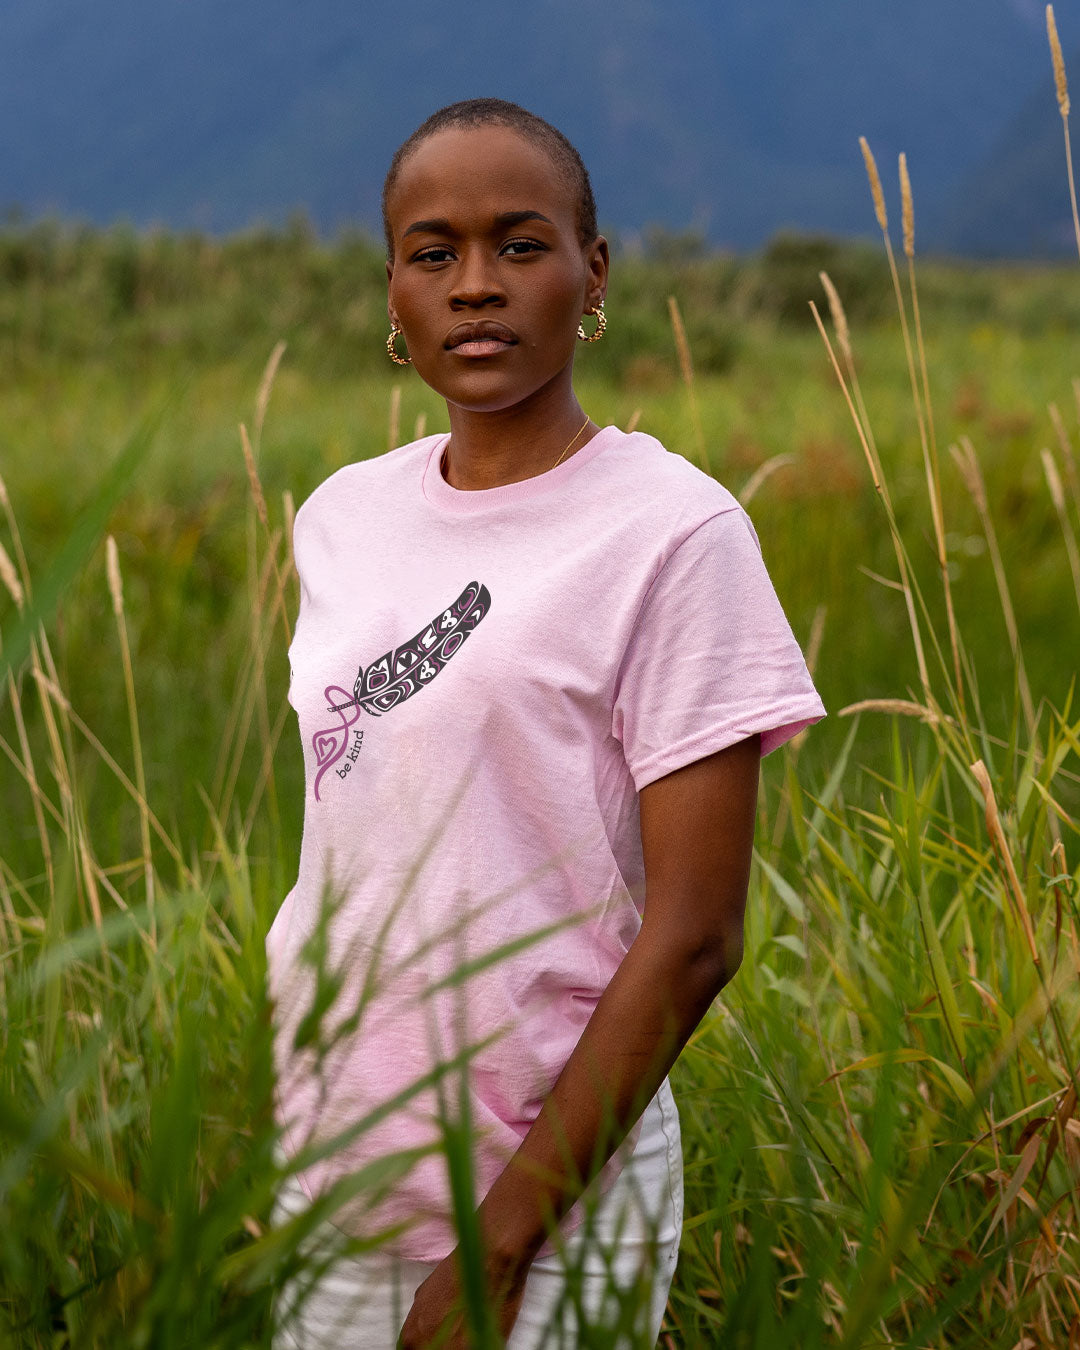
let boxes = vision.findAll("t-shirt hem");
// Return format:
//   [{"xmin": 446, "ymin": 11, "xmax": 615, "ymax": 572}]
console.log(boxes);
[{"xmin": 629, "ymin": 700, "xmax": 827, "ymax": 791}]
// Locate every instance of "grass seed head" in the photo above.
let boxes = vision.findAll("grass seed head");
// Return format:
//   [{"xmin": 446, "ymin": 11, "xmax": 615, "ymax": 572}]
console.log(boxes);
[
  {"xmin": 1048, "ymin": 5, "xmax": 1071, "ymax": 118},
  {"xmin": 1042, "ymin": 446, "xmax": 1067, "ymax": 511},
  {"xmin": 283, "ymin": 489, "xmax": 296, "ymax": 567},
  {"xmin": 106, "ymin": 535, "xmax": 123, "ymax": 617},
  {"xmin": 240, "ymin": 422, "xmax": 269, "ymax": 529},
  {"xmin": 859, "ymin": 136, "xmax": 889, "ymax": 233},
  {"xmin": 0, "ymin": 539, "xmax": 24, "ymax": 610},
  {"xmin": 819, "ymin": 271, "xmax": 853, "ymax": 367},
  {"xmin": 899, "ymin": 153, "xmax": 915, "ymax": 258},
  {"xmin": 254, "ymin": 340, "xmax": 287, "ymax": 447},
  {"xmin": 667, "ymin": 295, "xmax": 695, "ymax": 387}
]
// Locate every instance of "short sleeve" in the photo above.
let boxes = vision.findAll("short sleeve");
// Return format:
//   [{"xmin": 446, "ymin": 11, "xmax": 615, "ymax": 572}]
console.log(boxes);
[{"xmin": 611, "ymin": 507, "xmax": 826, "ymax": 791}]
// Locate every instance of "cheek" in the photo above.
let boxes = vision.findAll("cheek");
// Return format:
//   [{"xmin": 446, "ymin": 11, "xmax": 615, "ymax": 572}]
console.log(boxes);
[
  {"xmin": 389, "ymin": 279, "xmax": 427, "ymax": 328},
  {"xmin": 530, "ymin": 274, "xmax": 587, "ymax": 341}
]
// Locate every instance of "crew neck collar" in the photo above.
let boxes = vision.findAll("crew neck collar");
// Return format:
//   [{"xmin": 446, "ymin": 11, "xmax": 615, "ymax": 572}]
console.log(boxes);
[{"xmin": 421, "ymin": 425, "xmax": 620, "ymax": 514}]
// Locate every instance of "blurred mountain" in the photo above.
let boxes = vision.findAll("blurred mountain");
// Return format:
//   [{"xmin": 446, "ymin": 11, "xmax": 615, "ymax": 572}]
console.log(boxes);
[
  {"xmin": 0, "ymin": 0, "xmax": 1069, "ymax": 253},
  {"xmin": 933, "ymin": 51, "xmax": 1080, "ymax": 257}
]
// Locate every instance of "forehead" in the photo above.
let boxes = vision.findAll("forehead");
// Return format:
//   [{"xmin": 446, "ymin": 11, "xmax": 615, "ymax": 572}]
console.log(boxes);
[{"xmin": 387, "ymin": 125, "xmax": 577, "ymax": 233}]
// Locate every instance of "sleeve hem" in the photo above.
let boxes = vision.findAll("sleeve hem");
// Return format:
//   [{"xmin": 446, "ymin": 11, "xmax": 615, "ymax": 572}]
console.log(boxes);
[{"xmin": 629, "ymin": 700, "xmax": 828, "ymax": 792}]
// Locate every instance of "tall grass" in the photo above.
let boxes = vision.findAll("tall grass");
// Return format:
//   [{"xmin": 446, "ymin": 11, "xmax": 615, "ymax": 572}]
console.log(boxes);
[{"xmin": 2, "ymin": 25, "xmax": 1080, "ymax": 1348}]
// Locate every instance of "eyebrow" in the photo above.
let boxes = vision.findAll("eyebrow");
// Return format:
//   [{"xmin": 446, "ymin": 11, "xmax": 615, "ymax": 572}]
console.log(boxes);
[{"xmin": 403, "ymin": 210, "xmax": 556, "ymax": 238}]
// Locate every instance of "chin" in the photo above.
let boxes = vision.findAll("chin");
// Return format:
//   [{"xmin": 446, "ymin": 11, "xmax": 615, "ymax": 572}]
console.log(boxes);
[
  {"xmin": 428, "ymin": 361, "xmax": 574, "ymax": 415},
  {"xmin": 432, "ymin": 375, "xmax": 544, "ymax": 415}
]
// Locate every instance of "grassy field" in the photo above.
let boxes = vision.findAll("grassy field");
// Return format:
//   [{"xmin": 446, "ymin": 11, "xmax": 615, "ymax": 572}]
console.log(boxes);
[{"xmin": 2, "ymin": 132, "xmax": 1080, "ymax": 1346}]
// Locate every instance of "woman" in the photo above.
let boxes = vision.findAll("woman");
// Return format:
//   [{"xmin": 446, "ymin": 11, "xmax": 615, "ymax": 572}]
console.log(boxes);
[{"xmin": 266, "ymin": 98, "xmax": 825, "ymax": 1348}]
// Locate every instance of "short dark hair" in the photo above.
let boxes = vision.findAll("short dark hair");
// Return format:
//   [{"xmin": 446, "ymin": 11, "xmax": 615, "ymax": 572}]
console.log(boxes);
[{"xmin": 381, "ymin": 98, "xmax": 598, "ymax": 258}]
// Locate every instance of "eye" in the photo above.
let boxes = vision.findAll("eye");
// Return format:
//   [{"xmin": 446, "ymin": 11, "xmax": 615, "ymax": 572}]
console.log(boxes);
[
  {"xmin": 412, "ymin": 245, "xmax": 456, "ymax": 264},
  {"xmin": 500, "ymin": 237, "xmax": 545, "ymax": 256}
]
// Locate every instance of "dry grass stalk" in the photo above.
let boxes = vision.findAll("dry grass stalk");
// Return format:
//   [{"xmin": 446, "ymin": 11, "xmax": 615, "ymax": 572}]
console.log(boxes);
[
  {"xmin": 245, "ymin": 512, "xmax": 278, "ymax": 842},
  {"xmin": 897, "ymin": 153, "xmax": 961, "ymax": 707},
  {"xmin": 75, "ymin": 822, "xmax": 106, "ymax": 943},
  {"xmin": 105, "ymin": 535, "xmax": 123, "ymax": 617},
  {"xmin": 1047, "ymin": 5, "xmax": 1080, "ymax": 259},
  {"xmin": 899, "ymin": 153, "xmax": 915, "ymax": 260},
  {"xmin": 810, "ymin": 299, "xmax": 931, "ymax": 699},
  {"xmin": 388, "ymin": 383, "xmax": 402, "ymax": 451},
  {"xmin": 809, "ymin": 302, "xmax": 881, "ymax": 494},
  {"xmin": 0, "ymin": 489, "xmax": 71, "ymax": 899},
  {"xmin": 666, "ymin": 296, "xmax": 710, "ymax": 474},
  {"xmin": 739, "ymin": 453, "xmax": 794, "ymax": 505},
  {"xmin": 668, "ymin": 294, "xmax": 694, "ymax": 388},
  {"xmin": 283, "ymin": 488, "xmax": 296, "ymax": 577},
  {"xmin": 3, "ymin": 668, "xmax": 53, "ymax": 898},
  {"xmin": 217, "ymin": 456, "xmax": 293, "ymax": 854},
  {"xmin": 819, "ymin": 271, "xmax": 881, "ymax": 476},
  {"xmin": 239, "ymin": 422, "xmax": 269, "ymax": 529},
  {"xmin": 950, "ymin": 437, "xmax": 1035, "ymax": 734},
  {"xmin": 254, "ymin": 339, "xmax": 287, "ymax": 452},
  {"xmin": 24, "ymin": 663, "xmax": 189, "ymax": 880},
  {"xmin": 0, "ymin": 468, "xmax": 33, "ymax": 604},
  {"xmin": 1047, "ymin": 840, "xmax": 1080, "ymax": 978},
  {"xmin": 0, "ymin": 719, "xmax": 83, "ymax": 901},
  {"xmin": 0, "ymin": 540, "xmax": 24, "ymax": 610},
  {"xmin": 1047, "ymin": 400, "xmax": 1080, "ymax": 515},
  {"xmin": 818, "ymin": 271, "xmax": 852, "ymax": 367},
  {"xmin": 839, "ymin": 697, "xmax": 954, "ymax": 726},
  {"xmin": 784, "ymin": 604, "xmax": 827, "ymax": 763},
  {"xmin": 971, "ymin": 758, "xmax": 1080, "ymax": 1115},
  {"xmin": 859, "ymin": 137, "xmax": 888, "ymax": 233},
  {"xmin": 856, "ymin": 142, "xmax": 934, "ymax": 529},
  {"xmin": 1041, "ymin": 447, "xmax": 1080, "ymax": 614},
  {"xmin": 106, "ymin": 535, "xmax": 155, "ymax": 938},
  {"xmin": 625, "ymin": 408, "xmax": 642, "ymax": 434},
  {"xmin": 971, "ymin": 760, "xmax": 1040, "ymax": 964},
  {"xmin": 241, "ymin": 686, "xmax": 295, "ymax": 847},
  {"xmin": 11, "ymin": 670, "xmax": 163, "ymax": 933},
  {"xmin": 210, "ymin": 558, "xmax": 269, "ymax": 812},
  {"xmin": 28, "ymin": 640, "xmax": 72, "ymax": 894},
  {"xmin": 804, "ymin": 604, "xmax": 826, "ymax": 680},
  {"xmin": 215, "ymin": 532, "xmax": 288, "ymax": 832},
  {"xmin": 413, "ymin": 411, "xmax": 427, "ymax": 442},
  {"xmin": 1048, "ymin": 4, "xmax": 1070, "ymax": 116},
  {"xmin": 240, "ymin": 414, "xmax": 295, "ymax": 678}
]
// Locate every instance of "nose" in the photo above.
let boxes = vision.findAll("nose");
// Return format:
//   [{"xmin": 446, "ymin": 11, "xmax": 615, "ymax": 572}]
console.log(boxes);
[{"xmin": 449, "ymin": 246, "xmax": 505, "ymax": 309}]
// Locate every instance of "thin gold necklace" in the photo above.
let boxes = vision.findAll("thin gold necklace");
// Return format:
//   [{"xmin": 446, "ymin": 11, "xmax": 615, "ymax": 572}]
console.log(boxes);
[{"xmin": 441, "ymin": 413, "xmax": 592, "ymax": 483}]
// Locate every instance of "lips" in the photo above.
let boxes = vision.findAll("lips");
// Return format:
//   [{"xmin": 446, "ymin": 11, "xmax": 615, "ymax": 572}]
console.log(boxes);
[{"xmin": 444, "ymin": 320, "xmax": 518, "ymax": 356}]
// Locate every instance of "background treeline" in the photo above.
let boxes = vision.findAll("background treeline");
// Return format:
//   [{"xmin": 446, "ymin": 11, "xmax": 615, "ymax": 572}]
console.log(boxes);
[{"xmin": 3, "ymin": 216, "xmax": 1079, "ymax": 380}]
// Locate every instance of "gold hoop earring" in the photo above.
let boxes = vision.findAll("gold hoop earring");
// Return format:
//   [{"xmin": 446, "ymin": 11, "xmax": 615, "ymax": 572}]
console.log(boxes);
[
  {"xmin": 577, "ymin": 301, "xmax": 606, "ymax": 343},
  {"xmin": 387, "ymin": 323, "xmax": 411, "ymax": 366}
]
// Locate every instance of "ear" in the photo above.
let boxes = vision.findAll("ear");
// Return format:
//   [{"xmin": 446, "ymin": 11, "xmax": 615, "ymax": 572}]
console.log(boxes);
[
  {"xmin": 584, "ymin": 234, "xmax": 609, "ymax": 312},
  {"xmin": 385, "ymin": 259, "xmax": 396, "ymax": 326}
]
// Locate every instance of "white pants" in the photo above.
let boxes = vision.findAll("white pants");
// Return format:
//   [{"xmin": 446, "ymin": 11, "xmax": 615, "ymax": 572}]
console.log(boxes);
[{"xmin": 271, "ymin": 1078, "xmax": 684, "ymax": 1349}]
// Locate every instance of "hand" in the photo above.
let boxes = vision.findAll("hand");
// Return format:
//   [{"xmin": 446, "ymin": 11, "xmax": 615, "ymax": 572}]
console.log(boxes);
[{"xmin": 397, "ymin": 1246, "xmax": 531, "ymax": 1349}]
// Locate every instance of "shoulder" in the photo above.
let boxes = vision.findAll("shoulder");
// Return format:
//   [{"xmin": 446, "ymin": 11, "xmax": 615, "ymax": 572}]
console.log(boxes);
[
  {"xmin": 592, "ymin": 426, "xmax": 747, "ymax": 549},
  {"xmin": 293, "ymin": 435, "xmax": 438, "ymax": 544}
]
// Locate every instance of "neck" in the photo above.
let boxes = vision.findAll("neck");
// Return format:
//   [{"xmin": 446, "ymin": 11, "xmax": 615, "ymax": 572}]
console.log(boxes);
[{"xmin": 441, "ymin": 380, "xmax": 594, "ymax": 491}]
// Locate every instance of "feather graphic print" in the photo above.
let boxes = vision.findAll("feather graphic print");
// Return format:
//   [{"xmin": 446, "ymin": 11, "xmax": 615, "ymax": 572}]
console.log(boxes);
[
  {"xmin": 354, "ymin": 580, "xmax": 491, "ymax": 715},
  {"xmin": 310, "ymin": 581, "xmax": 491, "ymax": 800}
]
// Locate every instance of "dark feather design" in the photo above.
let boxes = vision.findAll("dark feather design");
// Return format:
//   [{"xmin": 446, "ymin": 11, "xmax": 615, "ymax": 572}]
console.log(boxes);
[{"xmin": 353, "ymin": 581, "xmax": 491, "ymax": 716}]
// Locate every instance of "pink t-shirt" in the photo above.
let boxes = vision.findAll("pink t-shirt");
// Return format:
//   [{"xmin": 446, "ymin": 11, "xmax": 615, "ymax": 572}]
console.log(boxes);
[{"xmin": 266, "ymin": 424, "xmax": 825, "ymax": 1261}]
